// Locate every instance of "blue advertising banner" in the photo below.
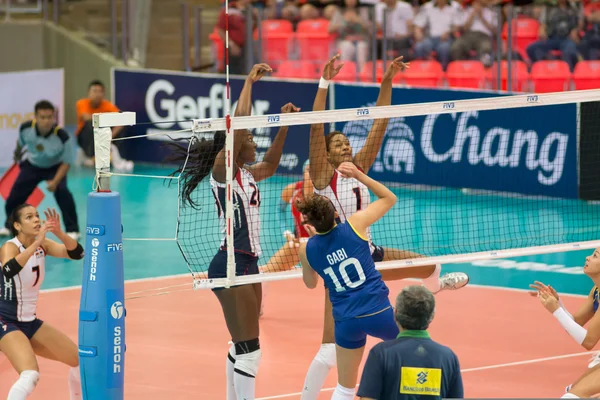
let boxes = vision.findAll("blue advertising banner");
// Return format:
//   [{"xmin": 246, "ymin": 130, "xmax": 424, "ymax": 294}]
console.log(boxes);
[
  {"xmin": 112, "ymin": 69, "xmax": 325, "ymax": 172},
  {"xmin": 112, "ymin": 69, "xmax": 578, "ymax": 199},
  {"xmin": 334, "ymin": 85, "xmax": 577, "ymax": 199}
]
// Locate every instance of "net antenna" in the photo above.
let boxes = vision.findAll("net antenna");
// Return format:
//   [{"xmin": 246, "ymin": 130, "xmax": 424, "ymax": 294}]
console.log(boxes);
[{"xmin": 187, "ymin": 88, "xmax": 600, "ymax": 289}]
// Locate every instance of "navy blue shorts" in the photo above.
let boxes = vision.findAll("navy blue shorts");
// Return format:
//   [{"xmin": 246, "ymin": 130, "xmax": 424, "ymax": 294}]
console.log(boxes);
[
  {"xmin": 334, "ymin": 306, "xmax": 398, "ymax": 349},
  {"xmin": 208, "ymin": 250, "xmax": 259, "ymax": 290},
  {"xmin": 372, "ymin": 245, "xmax": 385, "ymax": 262},
  {"xmin": 0, "ymin": 316, "xmax": 43, "ymax": 341}
]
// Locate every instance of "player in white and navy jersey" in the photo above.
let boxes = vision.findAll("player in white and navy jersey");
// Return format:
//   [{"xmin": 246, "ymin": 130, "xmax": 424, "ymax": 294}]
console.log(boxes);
[
  {"xmin": 530, "ymin": 249, "xmax": 600, "ymax": 399},
  {"xmin": 300, "ymin": 54, "xmax": 470, "ymax": 400},
  {"xmin": 0, "ymin": 205, "xmax": 84, "ymax": 399},
  {"xmin": 168, "ymin": 63, "xmax": 300, "ymax": 400}
]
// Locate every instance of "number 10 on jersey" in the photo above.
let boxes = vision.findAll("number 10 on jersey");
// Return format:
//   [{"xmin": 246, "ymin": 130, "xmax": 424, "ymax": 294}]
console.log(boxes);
[{"xmin": 323, "ymin": 257, "xmax": 366, "ymax": 292}]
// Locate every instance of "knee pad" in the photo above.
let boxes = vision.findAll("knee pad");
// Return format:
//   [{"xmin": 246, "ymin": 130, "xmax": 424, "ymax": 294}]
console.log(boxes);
[
  {"xmin": 18, "ymin": 370, "xmax": 40, "ymax": 394},
  {"xmin": 234, "ymin": 339, "xmax": 261, "ymax": 378},
  {"xmin": 315, "ymin": 343, "xmax": 337, "ymax": 369}
]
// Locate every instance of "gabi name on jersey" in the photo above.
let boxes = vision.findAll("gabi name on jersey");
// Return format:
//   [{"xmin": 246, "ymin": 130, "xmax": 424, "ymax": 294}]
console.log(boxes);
[{"xmin": 327, "ymin": 248, "xmax": 349, "ymax": 265}]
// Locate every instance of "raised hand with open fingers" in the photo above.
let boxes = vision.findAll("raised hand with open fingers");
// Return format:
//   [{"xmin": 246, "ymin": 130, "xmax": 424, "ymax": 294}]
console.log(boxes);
[
  {"xmin": 383, "ymin": 56, "xmax": 410, "ymax": 81},
  {"xmin": 43, "ymin": 208, "xmax": 61, "ymax": 234},
  {"xmin": 322, "ymin": 54, "xmax": 344, "ymax": 81}
]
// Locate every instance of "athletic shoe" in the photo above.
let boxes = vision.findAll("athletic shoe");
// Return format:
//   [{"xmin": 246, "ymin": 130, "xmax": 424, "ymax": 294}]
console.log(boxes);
[
  {"xmin": 0, "ymin": 227, "xmax": 10, "ymax": 236},
  {"xmin": 438, "ymin": 272, "xmax": 469, "ymax": 292},
  {"xmin": 588, "ymin": 351, "xmax": 600, "ymax": 368},
  {"xmin": 67, "ymin": 232, "xmax": 81, "ymax": 241}
]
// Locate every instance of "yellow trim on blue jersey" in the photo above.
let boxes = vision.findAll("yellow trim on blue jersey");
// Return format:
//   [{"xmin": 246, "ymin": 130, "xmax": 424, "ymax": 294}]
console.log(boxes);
[
  {"xmin": 316, "ymin": 223, "xmax": 337, "ymax": 236},
  {"xmin": 347, "ymin": 220, "xmax": 368, "ymax": 242},
  {"xmin": 400, "ymin": 367, "xmax": 442, "ymax": 396}
]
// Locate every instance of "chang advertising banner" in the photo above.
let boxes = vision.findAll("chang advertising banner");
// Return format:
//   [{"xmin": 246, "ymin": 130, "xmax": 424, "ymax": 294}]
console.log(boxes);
[
  {"xmin": 334, "ymin": 84, "xmax": 578, "ymax": 199},
  {"xmin": 112, "ymin": 68, "xmax": 327, "ymax": 174},
  {"xmin": 0, "ymin": 69, "xmax": 64, "ymax": 168}
]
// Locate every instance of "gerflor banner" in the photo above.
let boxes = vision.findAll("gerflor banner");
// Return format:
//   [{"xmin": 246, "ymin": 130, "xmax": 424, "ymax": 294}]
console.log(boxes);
[{"xmin": 112, "ymin": 68, "xmax": 577, "ymax": 199}]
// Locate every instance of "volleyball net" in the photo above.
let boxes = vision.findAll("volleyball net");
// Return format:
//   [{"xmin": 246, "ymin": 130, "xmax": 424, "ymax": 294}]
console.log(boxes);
[{"xmin": 94, "ymin": 88, "xmax": 600, "ymax": 290}]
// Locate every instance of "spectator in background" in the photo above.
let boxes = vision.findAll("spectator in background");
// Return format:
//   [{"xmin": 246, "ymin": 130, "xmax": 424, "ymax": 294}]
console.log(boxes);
[
  {"xmin": 216, "ymin": 0, "xmax": 250, "ymax": 75},
  {"xmin": 451, "ymin": 0, "xmax": 497, "ymax": 67},
  {"xmin": 329, "ymin": 0, "xmax": 373, "ymax": 72},
  {"xmin": 356, "ymin": 285, "xmax": 464, "ymax": 400},
  {"xmin": 0, "ymin": 101, "xmax": 80, "ymax": 239},
  {"xmin": 579, "ymin": 5, "xmax": 600, "ymax": 60},
  {"xmin": 413, "ymin": 0, "xmax": 461, "ymax": 68},
  {"xmin": 526, "ymin": 0, "xmax": 581, "ymax": 71},
  {"xmin": 75, "ymin": 80, "xmax": 133, "ymax": 172},
  {"xmin": 375, "ymin": 0, "xmax": 415, "ymax": 60}
]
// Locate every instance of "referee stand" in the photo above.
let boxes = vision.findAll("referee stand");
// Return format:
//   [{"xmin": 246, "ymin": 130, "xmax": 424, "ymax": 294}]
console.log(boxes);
[{"xmin": 357, "ymin": 285, "xmax": 464, "ymax": 399}]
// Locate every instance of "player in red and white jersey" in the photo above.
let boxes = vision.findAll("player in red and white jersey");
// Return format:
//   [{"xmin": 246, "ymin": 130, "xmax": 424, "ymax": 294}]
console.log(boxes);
[
  {"xmin": 300, "ymin": 55, "xmax": 470, "ymax": 400},
  {"xmin": 0, "ymin": 205, "xmax": 84, "ymax": 400}
]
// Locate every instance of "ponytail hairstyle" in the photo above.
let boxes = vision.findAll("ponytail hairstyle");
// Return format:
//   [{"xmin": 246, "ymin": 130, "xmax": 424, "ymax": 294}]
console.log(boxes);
[
  {"xmin": 295, "ymin": 194, "xmax": 336, "ymax": 233},
  {"xmin": 164, "ymin": 131, "xmax": 226, "ymax": 208}
]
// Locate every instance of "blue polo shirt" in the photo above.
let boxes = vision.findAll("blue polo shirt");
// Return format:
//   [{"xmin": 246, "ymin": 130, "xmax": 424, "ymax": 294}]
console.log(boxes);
[
  {"xmin": 357, "ymin": 330, "xmax": 464, "ymax": 399},
  {"xmin": 19, "ymin": 120, "xmax": 74, "ymax": 168}
]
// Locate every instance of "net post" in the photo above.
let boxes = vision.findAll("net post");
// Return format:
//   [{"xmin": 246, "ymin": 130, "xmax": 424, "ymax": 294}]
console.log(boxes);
[{"xmin": 78, "ymin": 112, "xmax": 135, "ymax": 400}]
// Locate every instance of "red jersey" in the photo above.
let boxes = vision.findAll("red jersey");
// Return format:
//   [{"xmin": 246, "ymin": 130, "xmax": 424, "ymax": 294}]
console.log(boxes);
[{"xmin": 291, "ymin": 181, "xmax": 310, "ymax": 239}]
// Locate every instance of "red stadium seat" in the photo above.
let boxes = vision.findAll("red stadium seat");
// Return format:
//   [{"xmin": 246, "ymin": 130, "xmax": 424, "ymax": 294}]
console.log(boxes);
[
  {"xmin": 573, "ymin": 61, "xmax": 600, "ymax": 90},
  {"xmin": 296, "ymin": 19, "xmax": 335, "ymax": 63},
  {"xmin": 335, "ymin": 61, "xmax": 358, "ymax": 82},
  {"xmin": 446, "ymin": 61, "xmax": 486, "ymax": 89},
  {"xmin": 272, "ymin": 61, "xmax": 320, "ymax": 79},
  {"xmin": 401, "ymin": 60, "xmax": 444, "ymax": 88},
  {"xmin": 530, "ymin": 60, "xmax": 572, "ymax": 92},
  {"xmin": 502, "ymin": 17, "xmax": 540, "ymax": 61},
  {"xmin": 255, "ymin": 20, "xmax": 294, "ymax": 68},
  {"xmin": 485, "ymin": 61, "xmax": 530, "ymax": 92}
]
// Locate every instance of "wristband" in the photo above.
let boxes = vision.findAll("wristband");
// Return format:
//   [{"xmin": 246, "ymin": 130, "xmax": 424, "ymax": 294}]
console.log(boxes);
[
  {"xmin": 67, "ymin": 243, "xmax": 84, "ymax": 260},
  {"xmin": 319, "ymin": 77, "xmax": 330, "ymax": 89},
  {"xmin": 1, "ymin": 258, "xmax": 23, "ymax": 279}
]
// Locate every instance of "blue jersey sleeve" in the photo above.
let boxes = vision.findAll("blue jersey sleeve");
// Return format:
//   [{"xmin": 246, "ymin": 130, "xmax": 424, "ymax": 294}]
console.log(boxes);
[
  {"xmin": 356, "ymin": 345, "xmax": 384, "ymax": 398},
  {"xmin": 446, "ymin": 352, "xmax": 464, "ymax": 398}
]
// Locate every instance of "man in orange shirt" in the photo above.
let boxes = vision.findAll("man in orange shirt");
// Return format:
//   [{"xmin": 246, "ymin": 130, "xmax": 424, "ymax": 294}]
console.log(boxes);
[{"xmin": 75, "ymin": 80, "xmax": 133, "ymax": 171}]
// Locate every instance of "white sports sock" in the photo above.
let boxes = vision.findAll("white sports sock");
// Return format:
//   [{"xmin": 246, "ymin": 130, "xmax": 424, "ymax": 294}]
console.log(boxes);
[
  {"xmin": 234, "ymin": 349, "xmax": 262, "ymax": 400},
  {"xmin": 331, "ymin": 383, "xmax": 355, "ymax": 400},
  {"xmin": 561, "ymin": 393, "xmax": 579, "ymax": 398},
  {"xmin": 8, "ymin": 370, "xmax": 40, "ymax": 400},
  {"xmin": 422, "ymin": 264, "xmax": 442, "ymax": 293},
  {"xmin": 226, "ymin": 344, "xmax": 236, "ymax": 400},
  {"xmin": 68, "ymin": 366, "xmax": 82, "ymax": 400},
  {"xmin": 301, "ymin": 343, "xmax": 337, "ymax": 400}
]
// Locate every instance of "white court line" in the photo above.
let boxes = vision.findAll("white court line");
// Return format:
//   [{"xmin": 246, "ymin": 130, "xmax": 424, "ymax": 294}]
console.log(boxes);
[{"xmin": 255, "ymin": 350, "xmax": 597, "ymax": 400}]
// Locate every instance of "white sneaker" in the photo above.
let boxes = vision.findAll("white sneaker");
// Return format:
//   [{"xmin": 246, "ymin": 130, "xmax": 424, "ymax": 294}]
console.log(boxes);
[
  {"xmin": 0, "ymin": 227, "xmax": 10, "ymax": 236},
  {"xmin": 588, "ymin": 352, "xmax": 600, "ymax": 368},
  {"xmin": 67, "ymin": 232, "xmax": 80, "ymax": 241},
  {"xmin": 438, "ymin": 272, "xmax": 470, "ymax": 292}
]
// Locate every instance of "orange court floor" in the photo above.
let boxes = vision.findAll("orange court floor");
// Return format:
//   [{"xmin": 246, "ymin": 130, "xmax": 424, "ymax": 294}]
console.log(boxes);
[{"xmin": 0, "ymin": 275, "xmax": 594, "ymax": 399}]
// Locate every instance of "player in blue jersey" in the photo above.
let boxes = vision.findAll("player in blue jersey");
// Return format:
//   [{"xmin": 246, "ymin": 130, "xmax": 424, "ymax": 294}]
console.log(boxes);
[
  {"xmin": 530, "ymin": 248, "xmax": 600, "ymax": 398},
  {"xmin": 167, "ymin": 63, "xmax": 300, "ymax": 400},
  {"xmin": 297, "ymin": 161, "xmax": 402, "ymax": 400}
]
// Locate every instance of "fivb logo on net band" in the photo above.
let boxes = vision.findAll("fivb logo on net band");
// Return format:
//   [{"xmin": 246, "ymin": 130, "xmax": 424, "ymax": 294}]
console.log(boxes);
[
  {"xmin": 143, "ymin": 78, "xmax": 299, "ymax": 170},
  {"xmin": 110, "ymin": 301, "xmax": 124, "ymax": 374},
  {"xmin": 344, "ymin": 101, "xmax": 569, "ymax": 186}
]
